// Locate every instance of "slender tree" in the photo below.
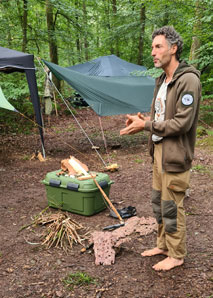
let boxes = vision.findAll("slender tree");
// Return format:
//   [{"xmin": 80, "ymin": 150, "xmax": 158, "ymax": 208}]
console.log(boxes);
[
  {"xmin": 111, "ymin": 0, "xmax": 119, "ymax": 56},
  {"xmin": 46, "ymin": 0, "xmax": 60, "ymax": 90},
  {"xmin": 103, "ymin": 0, "xmax": 114, "ymax": 54},
  {"xmin": 22, "ymin": 0, "xmax": 28, "ymax": 52},
  {"xmin": 82, "ymin": 0, "xmax": 89, "ymax": 60},
  {"xmin": 137, "ymin": 3, "xmax": 146, "ymax": 65},
  {"xmin": 15, "ymin": 0, "xmax": 28, "ymax": 51},
  {"xmin": 162, "ymin": 4, "xmax": 169, "ymax": 26},
  {"xmin": 75, "ymin": 0, "xmax": 82, "ymax": 62},
  {"xmin": 189, "ymin": 0, "xmax": 201, "ymax": 67}
]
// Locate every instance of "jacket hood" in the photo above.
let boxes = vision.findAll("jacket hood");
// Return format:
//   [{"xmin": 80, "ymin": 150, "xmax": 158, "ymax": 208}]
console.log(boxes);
[
  {"xmin": 174, "ymin": 60, "xmax": 200, "ymax": 79},
  {"xmin": 156, "ymin": 60, "xmax": 200, "ymax": 85}
]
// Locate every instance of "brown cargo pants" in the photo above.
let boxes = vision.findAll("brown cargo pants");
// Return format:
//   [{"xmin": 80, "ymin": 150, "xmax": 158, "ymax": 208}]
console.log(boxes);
[{"xmin": 152, "ymin": 143, "xmax": 190, "ymax": 259}]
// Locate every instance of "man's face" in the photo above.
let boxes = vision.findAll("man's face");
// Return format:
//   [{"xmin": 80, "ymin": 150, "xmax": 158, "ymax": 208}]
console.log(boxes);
[{"xmin": 151, "ymin": 35, "xmax": 176, "ymax": 69}]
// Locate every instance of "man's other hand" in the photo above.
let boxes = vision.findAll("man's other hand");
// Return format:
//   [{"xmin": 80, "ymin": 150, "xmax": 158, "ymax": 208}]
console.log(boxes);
[
  {"xmin": 137, "ymin": 112, "xmax": 150, "ymax": 121},
  {"xmin": 120, "ymin": 114, "xmax": 146, "ymax": 135}
]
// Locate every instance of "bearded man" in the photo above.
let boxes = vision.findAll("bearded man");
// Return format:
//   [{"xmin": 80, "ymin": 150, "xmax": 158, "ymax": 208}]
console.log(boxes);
[{"xmin": 120, "ymin": 26, "xmax": 201, "ymax": 271}]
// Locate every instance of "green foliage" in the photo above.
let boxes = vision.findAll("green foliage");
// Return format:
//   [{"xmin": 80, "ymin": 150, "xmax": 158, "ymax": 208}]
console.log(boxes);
[
  {"xmin": 196, "ymin": 126, "xmax": 208, "ymax": 137},
  {"xmin": 132, "ymin": 67, "xmax": 163, "ymax": 78},
  {"xmin": 192, "ymin": 164, "xmax": 207, "ymax": 172},
  {"xmin": 134, "ymin": 158, "xmax": 144, "ymax": 164},
  {"xmin": 62, "ymin": 271, "xmax": 96, "ymax": 290},
  {"xmin": 201, "ymin": 72, "xmax": 213, "ymax": 97},
  {"xmin": 199, "ymin": 99, "xmax": 213, "ymax": 126},
  {"xmin": 0, "ymin": 109, "xmax": 34, "ymax": 134},
  {"xmin": 0, "ymin": 73, "xmax": 29, "ymax": 100},
  {"xmin": 200, "ymin": 112, "xmax": 213, "ymax": 126},
  {"xmin": 0, "ymin": 0, "xmax": 212, "ymax": 134},
  {"xmin": 207, "ymin": 129, "xmax": 213, "ymax": 136},
  {"xmin": 63, "ymin": 107, "xmax": 77, "ymax": 116},
  {"xmin": 198, "ymin": 42, "xmax": 213, "ymax": 71},
  {"xmin": 196, "ymin": 134, "xmax": 213, "ymax": 152},
  {"xmin": 0, "ymin": 72, "xmax": 35, "ymax": 133}
]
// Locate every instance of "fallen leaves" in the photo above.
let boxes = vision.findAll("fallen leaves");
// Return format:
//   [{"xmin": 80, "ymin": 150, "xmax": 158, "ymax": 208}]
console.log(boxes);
[
  {"xmin": 104, "ymin": 163, "xmax": 119, "ymax": 172},
  {"xmin": 30, "ymin": 151, "xmax": 45, "ymax": 162}
]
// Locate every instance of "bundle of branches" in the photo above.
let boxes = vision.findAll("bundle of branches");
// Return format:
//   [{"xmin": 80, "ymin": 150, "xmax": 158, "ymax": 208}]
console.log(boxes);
[{"xmin": 34, "ymin": 211, "xmax": 89, "ymax": 252}]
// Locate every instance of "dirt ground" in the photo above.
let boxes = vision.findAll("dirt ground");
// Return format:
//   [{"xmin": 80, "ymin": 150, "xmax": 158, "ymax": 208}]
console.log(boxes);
[{"xmin": 0, "ymin": 107, "xmax": 213, "ymax": 298}]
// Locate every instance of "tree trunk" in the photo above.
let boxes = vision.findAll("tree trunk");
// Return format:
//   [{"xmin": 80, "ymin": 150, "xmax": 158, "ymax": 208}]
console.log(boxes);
[
  {"xmin": 189, "ymin": 0, "xmax": 201, "ymax": 67},
  {"xmin": 75, "ymin": 0, "xmax": 81, "ymax": 62},
  {"xmin": 15, "ymin": 0, "xmax": 28, "ymax": 52},
  {"xmin": 162, "ymin": 5, "xmax": 169, "ymax": 26},
  {"xmin": 82, "ymin": 0, "xmax": 89, "ymax": 61},
  {"xmin": 103, "ymin": 0, "xmax": 113, "ymax": 54},
  {"xmin": 96, "ymin": 19, "xmax": 100, "ymax": 50},
  {"xmin": 46, "ymin": 0, "xmax": 60, "ymax": 91},
  {"xmin": 111, "ymin": 0, "xmax": 119, "ymax": 56},
  {"xmin": 137, "ymin": 4, "xmax": 146, "ymax": 65},
  {"xmin": 22, "ymin": 0, "xmax": 28, "ymax": 52}
]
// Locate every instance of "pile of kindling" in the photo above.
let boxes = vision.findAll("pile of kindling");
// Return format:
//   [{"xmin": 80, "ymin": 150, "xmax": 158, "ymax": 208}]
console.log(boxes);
[{"xmin": 34, "ymin": 212, "xmax": 89, "ymax": 251}]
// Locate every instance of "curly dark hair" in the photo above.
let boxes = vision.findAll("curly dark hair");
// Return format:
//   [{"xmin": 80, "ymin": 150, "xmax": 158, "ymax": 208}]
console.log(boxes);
[{"xmin": 152, "ymin": 26, "xmax": 183, "ymax": 61}]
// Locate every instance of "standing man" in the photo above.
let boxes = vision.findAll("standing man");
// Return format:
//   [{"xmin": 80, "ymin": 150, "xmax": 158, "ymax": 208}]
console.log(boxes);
[{"xmin": 120, "ymin": 26, "xmax": 201, "ymax": 271}]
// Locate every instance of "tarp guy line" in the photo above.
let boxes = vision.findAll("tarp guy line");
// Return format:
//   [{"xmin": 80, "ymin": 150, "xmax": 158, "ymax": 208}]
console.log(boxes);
[
  {"xmin": 0, "ymin": 83, "xmax": 106, "ymax": 168},
  {"xmin": 37, "ymin": 58, "xmax": 107, "ymax": 167},
  {"xmin": 14, "ymin": 109, "xmax": 107, "ymax": 169},
  {"xmin": 98, "ymin": 116, "xmax": 111, "ymax": 165}
]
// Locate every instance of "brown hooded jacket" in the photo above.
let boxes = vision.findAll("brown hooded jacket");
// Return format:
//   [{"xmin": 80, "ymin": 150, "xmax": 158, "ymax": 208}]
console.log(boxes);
[{"xmin": 144, "ymin": 61, "xmax": 201, "ymax": 172}]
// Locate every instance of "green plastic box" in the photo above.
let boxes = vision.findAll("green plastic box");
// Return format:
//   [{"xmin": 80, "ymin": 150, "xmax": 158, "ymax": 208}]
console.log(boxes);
[{"xmin": 42, "ymin": 170, "xmax": 113, "ymax": 216}]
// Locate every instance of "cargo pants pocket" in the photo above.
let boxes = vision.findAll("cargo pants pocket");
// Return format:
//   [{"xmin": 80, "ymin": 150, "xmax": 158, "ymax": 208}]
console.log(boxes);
[
  {"xmin": 151, "ymin": 189, "xmax": 162, "ymax": 224},
  {"xmin": 167, "ymin": 179, "xmax": 189, "ymax": 193},
  {"xmin": 162, "ymin": 200, "xmax": 177, "ymax": 233}
]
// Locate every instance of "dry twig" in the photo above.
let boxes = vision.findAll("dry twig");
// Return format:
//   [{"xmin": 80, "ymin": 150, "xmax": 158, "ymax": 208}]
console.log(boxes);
[{"xmin": 34, "ymin": 211, "xmax": 89, "ymax": 252}]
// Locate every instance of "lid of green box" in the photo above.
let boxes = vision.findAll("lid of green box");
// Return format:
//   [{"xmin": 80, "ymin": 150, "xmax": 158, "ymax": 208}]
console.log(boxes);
[{"xmin": 42, "ymin": 170, "xmax": 113, "ymax": 192}]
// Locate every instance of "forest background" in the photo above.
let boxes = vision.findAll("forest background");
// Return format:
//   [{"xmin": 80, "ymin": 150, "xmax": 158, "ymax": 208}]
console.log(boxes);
[{"xmin": 0, "ymin": 0, "xmax": 212, "ymax": 133}]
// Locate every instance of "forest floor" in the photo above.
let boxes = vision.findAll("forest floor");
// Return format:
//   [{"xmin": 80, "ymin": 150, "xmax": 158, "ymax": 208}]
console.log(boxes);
[{"xmin": 0, "ymin": 107, "xmax": 213, "ymax": 298}]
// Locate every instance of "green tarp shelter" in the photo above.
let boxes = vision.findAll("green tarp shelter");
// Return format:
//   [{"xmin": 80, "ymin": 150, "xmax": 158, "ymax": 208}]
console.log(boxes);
[
  {"xmin": 43, "ymin": 56, "xmax": 155, "ymax": 116},
  {"xmin": 66, "ymin": 54, "xmax": 147, "ymax": 76},
  {"xmin": 0, "ymin": 86, "xmax": 17, "ymax": 112}
]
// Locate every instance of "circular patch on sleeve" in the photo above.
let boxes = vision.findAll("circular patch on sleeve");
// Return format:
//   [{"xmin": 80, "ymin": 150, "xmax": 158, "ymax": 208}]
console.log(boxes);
[{"xmin": 181, "ymin": 94, "xmax": 194, "ymax": 106}]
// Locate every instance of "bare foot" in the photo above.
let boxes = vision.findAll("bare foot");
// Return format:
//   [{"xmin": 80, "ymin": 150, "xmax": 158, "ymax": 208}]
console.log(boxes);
[
  {"xmin": 152, "ymin": 257, "xmax": 184, "ymax": 271},
  {"xmin": 141, "ymin": 247, "xmax": 168, "ymax": 257}
]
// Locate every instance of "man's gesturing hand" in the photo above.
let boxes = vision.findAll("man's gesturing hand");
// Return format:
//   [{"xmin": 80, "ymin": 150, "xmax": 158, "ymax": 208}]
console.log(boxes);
[{"xmin": 120, "ymin": 113, "xmax": 146, "ymax": 135}]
